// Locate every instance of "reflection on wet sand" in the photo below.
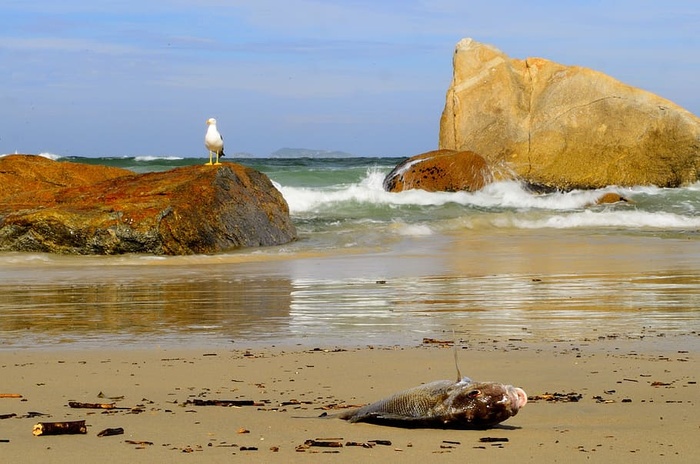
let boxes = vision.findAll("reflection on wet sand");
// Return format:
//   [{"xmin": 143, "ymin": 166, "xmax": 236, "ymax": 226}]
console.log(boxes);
[
  {"xmin": 0, "ymin": 229, "xmax": 699, "ymax": 349},
  {"xmin": 0, "ymin": 278, "xmax": 293, "ymax": 348},
  {"xmin": 285, "ymin": 272, "xmax": 700, "ymax": 342}
]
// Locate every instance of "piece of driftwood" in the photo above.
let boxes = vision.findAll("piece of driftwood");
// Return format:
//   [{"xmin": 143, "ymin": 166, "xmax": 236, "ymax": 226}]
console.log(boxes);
[
  {"xmin": 368, "ymin": 439, "xmax": 392, "ymax": 446},
  {"xmin": 280, "ymin": 399, "xmax": 313, "ymax": 406},
  {"xmin": 345, "ymin": 441, "xmax": 374, "ymax": 448},
  {"xmin": 68, "ymin": 401, "xmax": 129, "ymax": 410},
  {"xmin": 304, "ymin": 439, "xmax": 343, "ymax": 448},
  {"xmin": 33, "ymin": 420, "xmax": 87, "ymax": 436},
  {"xmin": 479, "ymin": 437, "xmax": 509, "ymax": 443},
  {"xmin": 125, "ymin": 439, "xmax": 153, "ymax": 446},
  {"xmin": 1, "ymin": 413, "xmax": 17, "ymax": 420},
  {"xmin": 185, "ymin": 399, "xmax": 261, "ymax": 407},
  {"xmin": 422, "ymin": 338, "xmax": 453, "ymax": 345},
  {"xmin": 97, "ymin": 427, "xmax": 124, "ymax": 437},
  {"xmin": 0, "ymin": 394, "xmax": 22, "ymax": 398}
]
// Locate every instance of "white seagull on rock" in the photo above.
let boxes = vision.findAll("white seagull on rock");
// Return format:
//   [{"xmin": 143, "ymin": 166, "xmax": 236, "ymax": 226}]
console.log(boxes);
[{"xmin": 204, "ymin": 118, "xmax": 225, "ymax": 165}]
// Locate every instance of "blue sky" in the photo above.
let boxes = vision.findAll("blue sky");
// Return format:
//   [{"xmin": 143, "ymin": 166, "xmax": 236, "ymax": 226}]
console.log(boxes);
[{"xmin": 1, "ymin": 1, "xmax": 698, "ymax": 157}]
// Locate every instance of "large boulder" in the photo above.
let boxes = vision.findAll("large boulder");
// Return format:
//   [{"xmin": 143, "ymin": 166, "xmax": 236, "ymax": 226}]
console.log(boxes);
[
  {"xmin": 439, "ymin": 38, "xmax": 700, "ymax": 189},
  {"xmin": 0, "ymin": 154, "xmax": 132, "ymax": 198},
  {"xmin": 383, "ymin": 149, "xmax": 492, "ymax": 192},
  {"xmin": 0, "ymin": 155, "xmax": 297, "ymax": 255}
]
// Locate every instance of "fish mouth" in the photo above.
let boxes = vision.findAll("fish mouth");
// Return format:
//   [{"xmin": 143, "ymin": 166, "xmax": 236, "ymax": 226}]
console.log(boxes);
[{"xmin": 508, "ymin": 386, "xmax": 528, "ymax": 410}]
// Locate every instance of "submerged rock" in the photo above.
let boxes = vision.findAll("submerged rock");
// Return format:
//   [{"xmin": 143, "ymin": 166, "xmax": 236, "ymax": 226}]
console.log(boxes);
[
  {"xmin": 0, "ymin": 155, "xmax": 296, "ymax": 255},
  {"xmin": 594, "ymin": 192, "xmax": 630, "ymax": 205},
  {"xmin": 439, "ymin": 38, "xmax": 700, "ymax": 189},
  {"xmin": 383, "ymin": 149, "xmax": 492, "ymax": 193}
]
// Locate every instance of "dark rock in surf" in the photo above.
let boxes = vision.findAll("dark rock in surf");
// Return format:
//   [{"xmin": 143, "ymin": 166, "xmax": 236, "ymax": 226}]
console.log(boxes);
[
  {"xmin": 0, "ymin": 155, "xmax": 297, "ymax": 255},
  {"xmin": 594, "ymin": 192, "xmax": 630, "ymax": 205}
]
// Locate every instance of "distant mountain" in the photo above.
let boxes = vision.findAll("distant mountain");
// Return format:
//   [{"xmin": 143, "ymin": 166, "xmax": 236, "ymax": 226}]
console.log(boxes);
[
  {"xmin": 269, "ymin": 148, "xmax": 354, "ymax": 158},
  {"xmin": 229, "ymin": 151, "xmax": 255, "ymax": 158}
]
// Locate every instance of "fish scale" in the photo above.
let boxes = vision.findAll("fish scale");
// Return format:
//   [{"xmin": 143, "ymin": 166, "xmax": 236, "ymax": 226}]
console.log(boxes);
[{"xmin": 357, "ymin": 380, "xmax": 453, "ymax": 418}]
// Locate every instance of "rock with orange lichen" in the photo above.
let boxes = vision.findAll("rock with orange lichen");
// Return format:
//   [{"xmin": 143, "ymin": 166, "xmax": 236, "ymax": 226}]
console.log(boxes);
[
  {"xmin": 383, "ymin": 149, "xmax": 493, "ymax": 193},
  {"xmin": 0, "ymin": 155, "xmax": 296, "ymax": 255},
  {"xmin": 0, "ymin": 154, "xmax": 133, "ymax": 198}
]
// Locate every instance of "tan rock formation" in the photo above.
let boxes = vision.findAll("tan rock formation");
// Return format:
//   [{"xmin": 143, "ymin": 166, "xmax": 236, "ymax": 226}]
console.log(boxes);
[
  {"xmin": 0, "ymin": 155, "xmax": 297, "ymax": 255},
  {"xmin": 439, "ymin": 38, "xmax": 700, "ymax": 189},
  {"xmin": 383, "ymin": 149, "xmax": 492, "ymax": 193}
]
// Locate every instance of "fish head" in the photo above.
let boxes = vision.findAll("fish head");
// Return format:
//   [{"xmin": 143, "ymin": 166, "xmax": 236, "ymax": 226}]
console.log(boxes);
[{"xmin": 445, "ymin": 381, "xmax": 527, "ymax": 428}]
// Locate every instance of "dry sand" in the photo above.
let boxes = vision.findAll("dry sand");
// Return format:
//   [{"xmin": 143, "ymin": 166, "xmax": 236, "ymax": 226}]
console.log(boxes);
[{"xmin": 1, "ymin": 334, "xmax": 698, "ymax": 463}]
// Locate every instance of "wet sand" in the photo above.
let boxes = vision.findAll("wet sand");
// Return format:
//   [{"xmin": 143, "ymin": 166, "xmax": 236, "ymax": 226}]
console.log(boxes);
[
  {"xmin": 1, "ymin": 334, "xmax": 698, "ymax": 463},
  {"xmin": 2, "ymin": 229, "xmax": 700, "ymax": 350}
]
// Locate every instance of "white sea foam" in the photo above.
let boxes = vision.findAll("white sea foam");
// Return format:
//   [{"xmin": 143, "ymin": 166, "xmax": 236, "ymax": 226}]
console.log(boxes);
[
  {"xmin": 279, "ymin": 169, "xmax": 633, "ymax": 213},
  {"xmin": 452, "ymin": 209, "xmax": 700, "ymax": 230},
  {"xmin": 134, "ymin": 155, "xmax": 184, "ymax": 161},
  {"xmin": 1, "ymin": 152, "xmax": 62, "ymax": 160},
  {"xmin": 393, "ymin": 223, "xmax": 434, "ymax": 236},
  {"xmin": 687, "ymin": 181, "xmax": 700, "ymax": 192},
  {"xmin": 513, "ymin": 210, "xmax": 700, "ymax": 229},
  {"xmin": 37, "ymin": 152, "xmax": 63, "ymax": 160},
  {"xmin": 278, "ymin": 168, "xmax": 393, "ymax": 213},
  {"xmin": 275, "ymin": 168, "xmax": 700, "ymax": 233}
]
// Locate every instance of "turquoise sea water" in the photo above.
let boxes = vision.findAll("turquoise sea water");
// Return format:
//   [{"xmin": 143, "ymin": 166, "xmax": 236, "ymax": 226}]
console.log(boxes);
[{"xmin": 1, "ymin": 154, "xmax": 699, "ymax": 350}]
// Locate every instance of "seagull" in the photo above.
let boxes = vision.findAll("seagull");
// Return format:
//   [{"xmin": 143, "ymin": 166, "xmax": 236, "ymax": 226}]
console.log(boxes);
[{"xmin": 204, "ymin": 118, "xmax": 225, "ymax": 165}]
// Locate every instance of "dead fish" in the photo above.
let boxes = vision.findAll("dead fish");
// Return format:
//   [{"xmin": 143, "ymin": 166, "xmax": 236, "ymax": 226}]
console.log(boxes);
[
  {"xmin": 339, "ymin": 342, "xmax": 526, "ymax": 428},
  {"xmin": 338, "ymin": 376, "xmax": 527, "ymax": 429}
]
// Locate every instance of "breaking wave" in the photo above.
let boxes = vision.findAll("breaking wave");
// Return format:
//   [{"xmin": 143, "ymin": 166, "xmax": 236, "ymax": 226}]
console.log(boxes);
[{"xmin": 277, "ymin": 168, "xmax": 700, "ymax": 232}]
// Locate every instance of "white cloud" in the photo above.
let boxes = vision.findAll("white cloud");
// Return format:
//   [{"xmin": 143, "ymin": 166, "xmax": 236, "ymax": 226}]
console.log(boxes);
[
  {"xmin": 159, "ymin": 57, "xmax": 439, "ymax": 99},
  {"xmin": 0, "ymin": 37, "xmax": 139, "ymax": 54}
]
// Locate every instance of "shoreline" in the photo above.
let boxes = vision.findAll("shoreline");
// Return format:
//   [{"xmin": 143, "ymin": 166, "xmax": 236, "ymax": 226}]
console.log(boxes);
[
  {"xmin": 1, "ymin": 334, "xmax": 697, "ymax": 463},
  {"xmin": 2, "ymin": 228, "xmax": 699, "ymax": 352}
]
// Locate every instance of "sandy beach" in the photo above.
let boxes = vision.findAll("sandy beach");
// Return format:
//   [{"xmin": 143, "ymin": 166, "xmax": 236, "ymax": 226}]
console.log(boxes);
[
  {"xmin": 1, "ymin": 333, "xmax": 697, "ymax": 463},
  {"xmin": 1, "ymin": 209, "xmax": 699, "ymax": 463}
]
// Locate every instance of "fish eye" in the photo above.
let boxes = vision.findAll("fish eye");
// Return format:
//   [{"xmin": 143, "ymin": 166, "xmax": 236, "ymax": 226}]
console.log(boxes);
[{"xmin": 468, "ymin": 389, "xmax": 481, "ymax": 398}]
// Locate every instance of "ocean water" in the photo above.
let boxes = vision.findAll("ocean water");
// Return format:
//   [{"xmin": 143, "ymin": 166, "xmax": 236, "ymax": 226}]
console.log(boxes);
[{"xmin": 1, "ymin": 154, "xmax": 699, "ymax": 350}]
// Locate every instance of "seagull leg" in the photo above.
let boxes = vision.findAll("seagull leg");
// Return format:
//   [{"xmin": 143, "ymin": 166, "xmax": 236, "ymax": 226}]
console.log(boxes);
[
  {"xmin": 214, "ymin": 151, "xmax": 221, "ymax": 165},
  {"xmin": 205, "ymin": 151, "xmax": 213, "ymax": 165}
]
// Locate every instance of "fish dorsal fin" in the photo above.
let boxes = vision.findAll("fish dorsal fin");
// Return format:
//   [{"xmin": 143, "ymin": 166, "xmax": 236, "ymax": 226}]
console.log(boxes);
[{"xmin": 453, "ymin": 330, "xmax": 462, "ymax": 382}]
